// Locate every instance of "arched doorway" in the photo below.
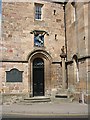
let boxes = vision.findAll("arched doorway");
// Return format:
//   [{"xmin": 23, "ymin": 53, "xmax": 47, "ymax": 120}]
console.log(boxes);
[
  {"xmin": 73, "ymin": 55, "xmax": 79, "ymax": 83},
  {"xmin": 33, "ymin": 58, "xmax": 44, "ymax": 96}
]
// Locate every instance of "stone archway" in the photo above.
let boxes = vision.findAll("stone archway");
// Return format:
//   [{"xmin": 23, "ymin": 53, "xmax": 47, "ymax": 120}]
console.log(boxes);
[{"xmin": 28, "ymin": 49, "xmax": 52, "ymax": 97}]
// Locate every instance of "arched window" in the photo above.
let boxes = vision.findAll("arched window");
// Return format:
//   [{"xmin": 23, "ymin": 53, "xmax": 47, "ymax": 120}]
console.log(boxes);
[
  {"xmin": 71, "ymin": 2, "xmax": 76, "ymax": 23},
  {"xmin": 73, "ymin": 55, "xmax": 79, "ymax": 83},
  {"xmin": 33, "ymin": 58, "xmax": 44, "ymax": 68}
]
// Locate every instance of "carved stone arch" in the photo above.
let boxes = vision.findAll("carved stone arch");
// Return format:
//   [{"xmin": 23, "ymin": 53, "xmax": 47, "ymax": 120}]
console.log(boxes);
[
  {"xmin": 28, "ymin": 49, "xmax": 52, "ymax": 97},
  {"xmin": 7, "ymin": 68, "xmax": 21, "ymax": 72},
  {"xmin": 73, "ymin": 54, "xmax": 78, "ymax": 62},
  {"xmin": 27, "ymin": 49, "xmax": 52, "ymax": 62}
]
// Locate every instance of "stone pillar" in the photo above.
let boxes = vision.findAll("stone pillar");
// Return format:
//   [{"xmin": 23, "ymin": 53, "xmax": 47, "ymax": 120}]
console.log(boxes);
[
  {"xmin": 60, "ymin": 46, "xmax": 67, "ymax": 89},
  {"xmin": 61, "ymin": 57, "xmax": 66, "ymax": 89}
]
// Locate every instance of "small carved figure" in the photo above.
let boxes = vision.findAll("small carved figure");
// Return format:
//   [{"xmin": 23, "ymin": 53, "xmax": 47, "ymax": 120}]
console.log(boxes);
[
  {"xmin": 61, "ymin": 46, "xmax": 65, "ymax": 54},
  {"xmin": 60, "ymin": 46, "xmax": 66, "ymax": 58}
]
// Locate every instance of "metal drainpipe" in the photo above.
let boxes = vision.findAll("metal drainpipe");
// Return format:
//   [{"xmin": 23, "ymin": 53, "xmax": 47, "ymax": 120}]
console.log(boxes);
[
  {"xmin": 63, "ymin": 3, "xmax": 67, "ymax": 61},
  {"xmin": 63, "ymin": 3, "xmax": 68, "ymax": 88}
]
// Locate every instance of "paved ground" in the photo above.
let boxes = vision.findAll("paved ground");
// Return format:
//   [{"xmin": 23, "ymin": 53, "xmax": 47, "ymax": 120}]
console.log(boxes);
[{"xmin": 1, "ymin": 102, "xmax": 88, "ymax": 118}]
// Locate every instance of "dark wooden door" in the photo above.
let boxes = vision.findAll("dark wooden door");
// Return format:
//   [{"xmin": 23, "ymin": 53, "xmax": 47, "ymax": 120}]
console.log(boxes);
[{"xmin": 33, "ymin": 58, "xmax": 44, "ymax": 96}]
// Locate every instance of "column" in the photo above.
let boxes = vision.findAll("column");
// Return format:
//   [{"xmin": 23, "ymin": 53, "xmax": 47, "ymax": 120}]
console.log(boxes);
[
  {"xmin": 61, "ymin": 57, "xmax": 67, "ymax": 89},
  {"xmin": 60, "ymin": 46, "xmax": 67, "ymax": 89}
]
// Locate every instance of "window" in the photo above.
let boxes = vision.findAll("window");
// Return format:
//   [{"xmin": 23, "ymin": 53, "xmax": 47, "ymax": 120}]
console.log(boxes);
[
  {"xmin": 30, "ymin": 30, "xmax": 49, "ymax": 47},
  {"xmin": 34, "ymin": 32, "xmax": 44, "ymax": 47},
  {"xmin": 35, "ymin": 3, "xmax": 43, "ymax": 20},
  {"xmin": 53, "ymin": 10, "xmax": 56, "ymax": 15},
  {"xmin": 71, "ymin": 2, "xmax": 76, "ymax": 23},
  {"xmin": 6, "ymin": 68, "xmax": 23, "ymax": 82}
]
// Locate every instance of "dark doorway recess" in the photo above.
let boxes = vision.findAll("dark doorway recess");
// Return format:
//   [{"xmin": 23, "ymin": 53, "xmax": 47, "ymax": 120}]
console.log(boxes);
[{"xmin": 33, "ymin": 58, "xmax": 44, "ymax": 96}]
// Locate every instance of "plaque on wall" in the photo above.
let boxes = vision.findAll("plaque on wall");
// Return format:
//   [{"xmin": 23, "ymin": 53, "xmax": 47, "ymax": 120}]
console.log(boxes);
[{"xmin": 6, "ymin": 68, "xmax": 23, "ymax": 82}]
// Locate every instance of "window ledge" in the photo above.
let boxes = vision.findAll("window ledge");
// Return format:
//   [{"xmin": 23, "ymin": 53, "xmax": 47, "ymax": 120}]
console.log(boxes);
[
  {"xmin": 34, "ymin": 19, "xmax": 44, "ymax": 22},
  {"xmin": 34, "ymin": 46, "xmax": 46, "ymax": 49}
]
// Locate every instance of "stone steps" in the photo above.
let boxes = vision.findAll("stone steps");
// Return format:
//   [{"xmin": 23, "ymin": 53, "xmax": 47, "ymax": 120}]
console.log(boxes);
[{"xmin": 20, "ymin": 96, "xmax": 51, "ymax": 104}]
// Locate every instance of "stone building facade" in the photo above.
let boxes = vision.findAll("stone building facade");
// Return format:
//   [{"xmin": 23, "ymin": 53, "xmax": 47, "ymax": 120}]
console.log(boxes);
[
  {"xmin": 65, "ymin": 1, "xmax": 90, "ymax": 102},
  {"xmin": 1, "ymin": 0, "xmax": 90, "ymax": 103}
]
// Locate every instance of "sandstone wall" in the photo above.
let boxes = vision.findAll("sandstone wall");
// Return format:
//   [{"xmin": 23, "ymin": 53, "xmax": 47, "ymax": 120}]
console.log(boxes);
[
  {"xmin": 66, "ymin": 2, "xmax": 88, "ymax": 60},
  {"xmin": 66, "ymin": 2, "xmax": 89, "ymax": 94},
  {"xmin": 2, "ymin": 1, "xmax": 65, "ymax": 62},
  {"xmin": 1, "ymin": 1, "xmax": 64, "ymax": 95}
]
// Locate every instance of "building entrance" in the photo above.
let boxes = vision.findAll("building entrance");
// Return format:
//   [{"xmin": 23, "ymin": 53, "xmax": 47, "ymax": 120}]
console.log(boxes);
[{"xmin": 33, "ymin": 58, "xmax": 44, "ymax": 96}]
